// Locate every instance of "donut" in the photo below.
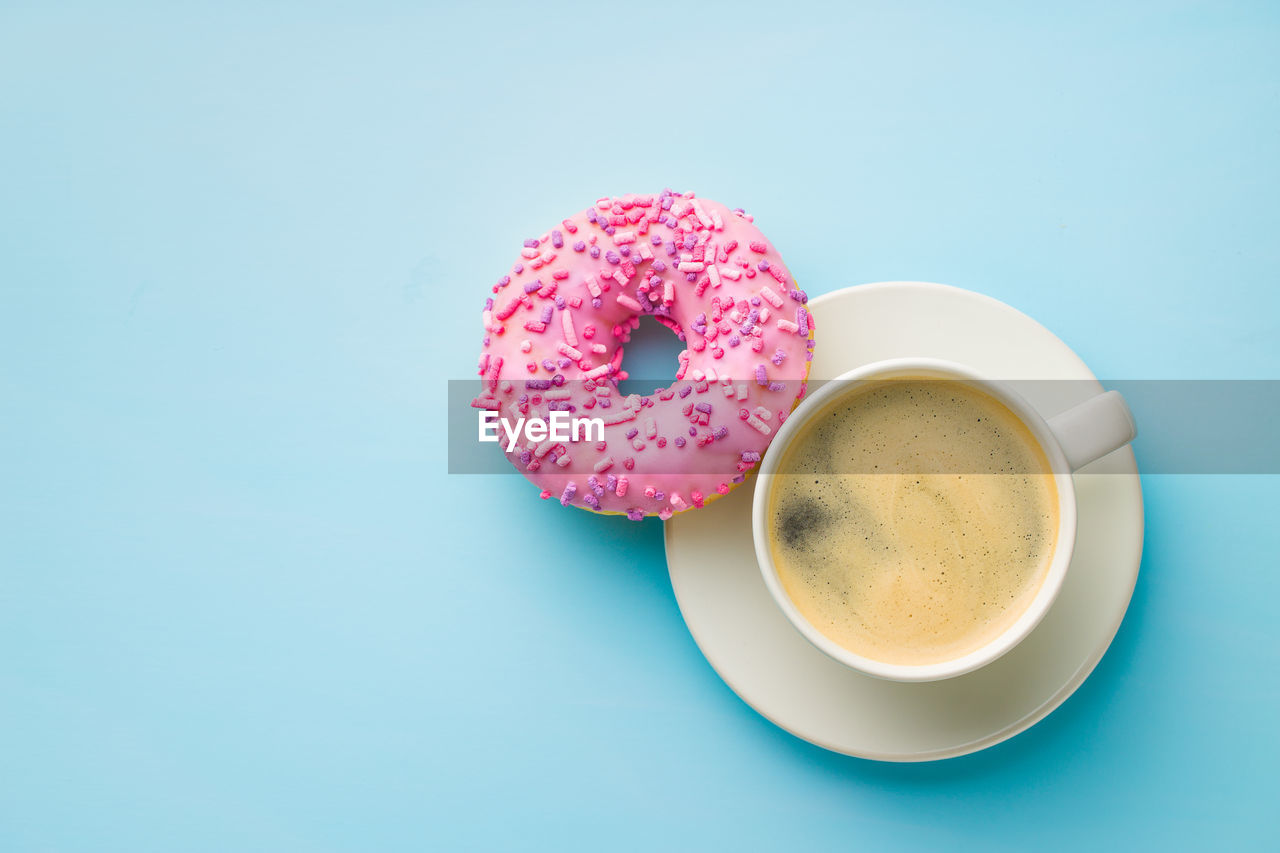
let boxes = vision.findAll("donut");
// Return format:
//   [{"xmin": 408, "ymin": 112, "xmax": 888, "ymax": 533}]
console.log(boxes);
[{"xmin": 473, "ymin": 190, "xmax": 815, "ymax": 520}]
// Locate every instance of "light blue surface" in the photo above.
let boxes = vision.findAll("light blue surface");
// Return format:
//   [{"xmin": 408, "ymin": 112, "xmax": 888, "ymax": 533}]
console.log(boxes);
[{"xmin": 3, "ymin": 2, "xmax": 1278, "ymax": 850}]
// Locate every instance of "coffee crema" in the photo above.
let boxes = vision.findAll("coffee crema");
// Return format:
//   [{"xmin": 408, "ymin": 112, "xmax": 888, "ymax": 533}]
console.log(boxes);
[{"xmin": 767, "ymin": 378, "xmax": 1059, "ymax": 667}]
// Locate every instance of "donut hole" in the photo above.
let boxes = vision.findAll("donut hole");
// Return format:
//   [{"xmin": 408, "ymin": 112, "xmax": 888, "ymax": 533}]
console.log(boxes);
[{"xmin": 616, "ymin": 314, "xmax": 687, "ymax": 398}]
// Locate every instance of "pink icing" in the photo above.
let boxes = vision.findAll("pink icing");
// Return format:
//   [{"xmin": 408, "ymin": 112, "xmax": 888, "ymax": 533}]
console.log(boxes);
[{"xmin": 474, "ymin": 190, "xmax": 815, "ymax": 519}]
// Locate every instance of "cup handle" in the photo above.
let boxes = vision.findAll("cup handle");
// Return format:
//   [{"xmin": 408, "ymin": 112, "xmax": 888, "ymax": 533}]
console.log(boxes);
[{"xmin": 1045, "ymin": 390, "xmax": 1137, "ymax": 472}]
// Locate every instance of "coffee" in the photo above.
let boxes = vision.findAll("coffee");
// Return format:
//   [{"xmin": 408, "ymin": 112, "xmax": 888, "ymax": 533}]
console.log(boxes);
[{"xmin": 767, "ymin": 379, "xmax": 1059, "ymax": 667}]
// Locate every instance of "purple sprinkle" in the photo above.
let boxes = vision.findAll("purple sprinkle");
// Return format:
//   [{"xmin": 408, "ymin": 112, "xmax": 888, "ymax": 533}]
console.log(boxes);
[
  {"xmin": 542, "ymin": 359, "xmax": 556, "ymax": 371},
  {"xmin": 551, "ymin": 373, "xmax": 566, "ymax": 386},
  {"xmin": 625, "ymin": 427, "xmax": 639, "ymax": 439},
  {"xmin": 772, "ymin": 347, "xmax": 787, "ymax": 365},
  {"xmin": 606, "ymin": 251, "xmax": 621, "ymax": 265},
  {"xmin": 626, "ymin": 508, "xmax": 645, "ymax": 521},
  {"xmin": 591, "ymin": 297, "xmax": 603, "ymax": 309},
  {"xmin": 539, "ymin": 306, "xmax": 553, "ymax": 323},
  {"xmin": 482, "ymin": 334, "xmax": 490, "ymax": 346},
  {"xmin": 590, "ymin": 246, "xmax": 601, "ymax": 259},
  {"xmin": 598, "ymin": 398, "xmax": 611, "ymax": 408},
  {"xmin": 523, "ymin": 280, "xmax": 542, "ymax": 294},
  {"xmin": 513, "ymin": 263, "xmax": 524, "ymax": 274},
  {"xmin": 688, "ymin": 426, "xmax": 697, "ymax": 436},
  {"xmin": 714, "ymin": 426, "xmax": 728, "ymax": 440},
  {"xmin": 665, "ymin": 241, "xmax": 678, "ymax": 258},
  {"xmin": 604, "ymin": 225, "xmax": 615, "ymax": 235},
  {"xmin": 650, "ymin": 233, "xmax": 662, "ymax": 245},
  {"xmin": 526, "ymin": 379, "xmax": 551, "ymax": 390},
  {"xmin": 797, "ymin": 308, "xmax": 808, "ymax": 335},
  {"xmin": 651, "ymin": 260, "xmax": 667, "ymax": 272},
  {"xmin": 606, "ymin": 474, "xmax": 618, "ymax": 491},
  {"xmin": 587, "ymin": 210, "xmax": 598, "ymax": 223},
  {"xmin": 524, "ymin": 238, "xmax": 539, "ymax": 248},
  {"xmin": 551, "ymin": 230, "xmax": 563, "ymax": 248},
  {"xmin": 758, "ymin": 259, "xmax": 770, "ymax": 271},
  {"xmin": 674, "ymin": 436, "xmax": 686, "ymax": 448},
  {"xmin": 661, "ymin": 196, "xmax": 673, "ymax": 210},
  {"xmin": 694, "ymin": 402, "xmax": 712, "ymax": 414},
  {"xmin": 740, "ymin": 451, "xmax": 761, "ymax": 463},
  {"xmin": 519, "ymin": 450, "xmax": 532, "ymax": 465},
  {"xmin": 484, "ymin": 297, "xmax": 494, "ymax": 310},
  {"xmin": 678, "ymin": 385, "xmax": 693, "ymax": 398},
  {"xmin": 728, "ymin": 335, "xmax": 740, "ymax": 347},
  {"xmin": 685, "ymin": 273, "xmax": 697, "ymax": 282},
  {"xmin": 768, "ymin": 381, "xmax": 785, "ymax": 392},
  {"xmin": 732, "ymin": 474, "xmax": 745, "ymax": 484},
  {"xmin": 560, "ymin": 483, "xmax": 577, "ymax": 506},
  {"xmin": 555, "ymin": 296, "xmax": 566, "ymax": 310},
  {"xmin": 499, "ymin": 275, "xmax": 511, "ymax": 287},
  {"xmin": 517, "ymin": 394, "xmax": 529, "ymax": 404},
  {"xmin": 790, "ymin": 289, "xmax": 808, "ymax": 304},
  {"xmin": 755, "ymin": 365, "xmax": 767, "ymax": 386},
  {"xmin": 654, "ymin": 491, "xmax": 665, "ymax": 501},
  {"xmin": 588, "ymin": 476, "xmax": 605, "ymax": 496},
  {"xmin": 573, "ymin": 241, "xmax": 586, "ymax": 252},
  {"xmin": 584, "ymin": 493, "xmax": 600, "ymax": 510}
]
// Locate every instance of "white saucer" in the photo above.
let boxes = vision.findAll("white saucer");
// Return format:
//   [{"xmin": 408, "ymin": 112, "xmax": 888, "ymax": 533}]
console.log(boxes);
[{"xmin": 664, "ymin": 281, "xmax": 1144, "ymax": 762}]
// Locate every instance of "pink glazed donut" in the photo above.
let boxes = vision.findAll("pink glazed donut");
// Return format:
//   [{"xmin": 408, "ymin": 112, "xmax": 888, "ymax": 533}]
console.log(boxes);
[{"xmin": 473, "ymin": 190, "xmax": 814, "ymax": 520}]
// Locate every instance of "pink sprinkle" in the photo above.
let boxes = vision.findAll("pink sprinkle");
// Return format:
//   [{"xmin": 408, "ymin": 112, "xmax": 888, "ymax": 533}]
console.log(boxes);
[
  {"xmin": 760, "ymin": 286, "xmax": 784, "ymax": 307},
  {"xmin": 617, "ymin": 293, "xmax": 644, "ymax": 312},
  {"xmin": 594, "ymin": 456, "xmax": 615, "ymax": 473},
  {"xmin": 776, "ymin": 319, "xmax": 800, "ymax": 334},
  {"xmin": 749, "ymin": 240, "xmax": 767, "ymax": 253},
  {"xmin": 670, "ymin": 493, "xmax": 689, "ymax": 511},
  {"xmin": 616, "ymin": 476, "xmax": 629, "ymax": 497},
  {"xmin": 561, "ymin": 310, "xmax": 578, "ymax": 346},
  {"xmin": 614, "ymin": 230, "xmax": 636, "ymax": 244},
  {"xmin": 644, "ymin": 417, "xmax": 657, "ymax": 439},
  {"xmin": 658, "ymin": 508, "xmax": 673, "ymax": 521},
  {"xmin": 746, "ymin": 415, "xmax": 772, "ymax": 435},
  {"xmin": 584, "ymin": 275, "xmax": 602, "ymax": 298},
  {"xmin": 557, "ymin": 342, "xmax": 583, "ymax": 361},
  {"xmin": 677, "ymin": 261, "xmax": 705, "ymax": 273}
]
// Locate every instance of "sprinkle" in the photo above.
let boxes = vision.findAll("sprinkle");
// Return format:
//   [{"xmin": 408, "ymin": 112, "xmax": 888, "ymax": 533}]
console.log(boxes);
[
  {"xmin": 776, "ymin": 319, "xmax": 800, "ymax": 334},
  {"xmin": 644, "ymin": 417, "xmax": 658, "ymax": 439},
  {"xmin": 674, "ymin": 436, "xmax": 686, "ymax": 447},
  {"xmin": 560, "ymin": 483, "xmax": 577, "ymax": 506},
  {"xmin": 583, "ymin": 493, "xmax": 599, "ymax": 509},
  {"xmin": 626, "ymin": 508, "xmax": 645, "ymax": 521},
  {"xmin": 677, "ymin": 261, "xmax": 705, "ymax": 273},
  {"xmin": 658, "ymin": 508, "xmax": 674, "ymax": 521},
  {"xmin": 760, "ymin": 286, "xmax": 784, "ymax": 308},
  {"xmin": 614, "ymin": 230, "xmax": 636, "ymax": 244},
  {"xmin": 754, "ymin": 406, "xmax": 774, "ymax": 421},
  {"xmin": 617, "ymin": 293, "xmax": 644, "ymax": 312},
  {"xmin": 745, "ymin": 415, "xmax": 772, "ymax": 435},
  {"xmin": 755, "ymin": 365, "xmax": 768, "ymax": 386},
  {"xmin": 594, "ymin": 456, "xmax": 615, "ymax": 473},
  {"xmin": 797, "ymin": 308, "xmax": 809, "ymax": 336},
  {"xmin": 616, "ymin": 476, "xmax": 629, "ymax": 497},
  {"xmin": 670, "ymin": 493, "xmax": 688, "ymax": 511},
  {"xmin": 560, "ymin": 310, "xmax": 578, "ymax": 347}
]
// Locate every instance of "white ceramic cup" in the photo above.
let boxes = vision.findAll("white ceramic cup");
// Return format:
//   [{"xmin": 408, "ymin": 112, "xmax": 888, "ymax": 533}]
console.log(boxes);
[{"xmin": 752, "ymin": 358, "xmax": 1137, "ymax": 682}]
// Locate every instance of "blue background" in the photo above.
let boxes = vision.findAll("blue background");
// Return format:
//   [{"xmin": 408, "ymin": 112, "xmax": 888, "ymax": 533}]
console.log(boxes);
[{"xmin": 3, "ymin": 1, "xmax": 1278, "ymax": 850}]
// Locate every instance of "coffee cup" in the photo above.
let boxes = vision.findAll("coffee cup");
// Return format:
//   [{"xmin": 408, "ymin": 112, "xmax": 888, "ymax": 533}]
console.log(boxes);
[{"xmin": 752, "ymin": 358, "xmax": 1136, "ymax": 682}]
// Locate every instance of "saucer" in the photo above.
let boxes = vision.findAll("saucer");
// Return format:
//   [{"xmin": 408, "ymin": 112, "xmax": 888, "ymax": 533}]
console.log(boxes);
[{"xmin": 664, "ymin": 281, "xmax": 1144, "ymax": 762}]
